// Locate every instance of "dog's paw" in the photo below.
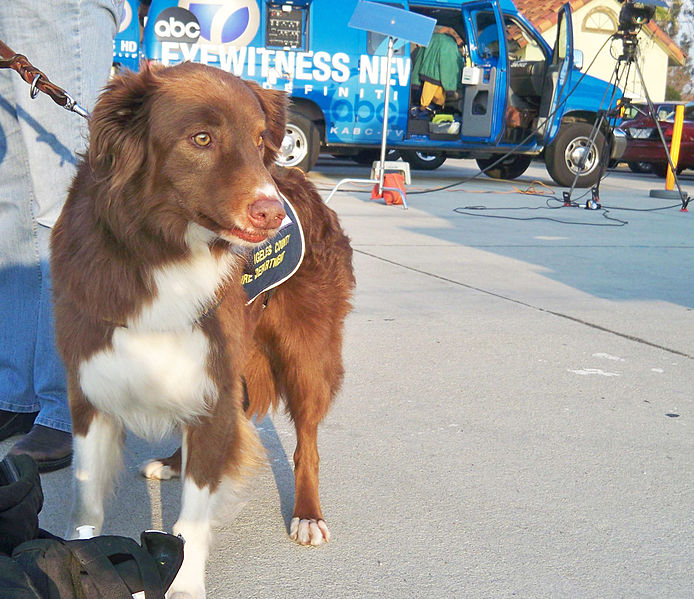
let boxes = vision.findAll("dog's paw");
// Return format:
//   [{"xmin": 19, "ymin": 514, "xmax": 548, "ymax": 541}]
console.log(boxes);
[
  {"xmin": 166, "ymin": 576, "xmax": 205, "ymax": 599},
  {"xmin": 289, "ymin": 517, "xmax": 331, "ymax": 546},
  {"xmin": 167, "ymin": 592, "xmax": 204, "ymax": 599},
  {"xmin": 140, "ymin": 459, "xmax": 180, "ymax": 480}
]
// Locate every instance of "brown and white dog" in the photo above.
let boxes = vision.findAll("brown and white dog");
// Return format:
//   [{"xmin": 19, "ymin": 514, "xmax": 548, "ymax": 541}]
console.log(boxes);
[{"xmin": 51, "ymin": 62, "xmax": 354, "ymax": 598}]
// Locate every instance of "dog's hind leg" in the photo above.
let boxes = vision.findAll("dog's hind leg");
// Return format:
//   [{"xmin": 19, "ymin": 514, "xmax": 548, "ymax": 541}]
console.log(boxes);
[
  {"xmin": 68, "ymin": 408, "xmax": 124, "ymax": 538},
  {"xmin": 141, "ymin": 375, "xmax": 255, "ymax": 482},
  {"xmin": 140, "ymin": 446, "xmax": 182, "ymax": 480}
]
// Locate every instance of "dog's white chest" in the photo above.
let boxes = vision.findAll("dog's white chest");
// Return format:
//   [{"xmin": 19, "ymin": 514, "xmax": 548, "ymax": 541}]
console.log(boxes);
[{"xmin": 79, "ymin": 227, "xmax": 238, "ymax": 438}]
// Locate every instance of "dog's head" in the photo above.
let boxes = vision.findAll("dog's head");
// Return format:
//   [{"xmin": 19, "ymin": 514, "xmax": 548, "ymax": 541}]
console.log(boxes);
[{"xmin": 88, "ymin": 62, "xmax": 288, "ymax": 248}]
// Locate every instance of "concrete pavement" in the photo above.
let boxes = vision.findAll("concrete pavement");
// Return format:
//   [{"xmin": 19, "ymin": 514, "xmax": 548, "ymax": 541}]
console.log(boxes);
[{"xmin": 3, "ymin": 158, "xmax": 693, "ymax": 598}]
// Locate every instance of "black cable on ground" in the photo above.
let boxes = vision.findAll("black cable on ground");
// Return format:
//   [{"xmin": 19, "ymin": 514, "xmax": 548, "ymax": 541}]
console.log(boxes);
[{"xmin": 452, "ymin": 204, "xmax": 629, "ymax": 227}]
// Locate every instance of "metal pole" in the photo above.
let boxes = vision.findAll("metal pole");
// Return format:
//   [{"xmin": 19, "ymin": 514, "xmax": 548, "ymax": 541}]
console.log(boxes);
[
  {"xmin": 324, "ymin": 35, "xmax": 407, "ymax": 209},
  {"xmin": 378, "ymin": 35, "xmax": 395, "ymax": 195},
  {"xmin": 665, "ymin": 104, "xmax": 685, "ymax": 191}
]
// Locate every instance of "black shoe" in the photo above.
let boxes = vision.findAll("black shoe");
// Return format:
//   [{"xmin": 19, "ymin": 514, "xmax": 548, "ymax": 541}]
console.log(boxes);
[
  {"xmin": 0, "ymin": 410, "xmax": 38, "ymax": 442},
  {"xmin": 8, "ymin": 425, "xmax": 72, "ymax": 473}
]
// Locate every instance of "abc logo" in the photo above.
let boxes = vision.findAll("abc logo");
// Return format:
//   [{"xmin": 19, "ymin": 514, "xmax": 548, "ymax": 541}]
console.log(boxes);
[
  {"xmin": 168, "ymin": 0, "xmax": 260, "ymax": 47},
  {"xmin": 154, "ymin": 7, "xmax": 201, "ymax": 44}
]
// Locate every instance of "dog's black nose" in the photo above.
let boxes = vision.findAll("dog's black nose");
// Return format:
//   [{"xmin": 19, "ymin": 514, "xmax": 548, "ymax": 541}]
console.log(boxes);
[{"xmin": 248, "ymin": 197, "xmax": 286, "ymax": 230}]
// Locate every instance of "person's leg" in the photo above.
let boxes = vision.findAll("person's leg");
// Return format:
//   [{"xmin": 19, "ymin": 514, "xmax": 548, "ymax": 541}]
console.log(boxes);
[
  {"xmin": 13, "ymin": 224, "xmax": 73, "ymax": 470},
  {"xmin": 420, "ymin": 81, "xmax": 445, "ymax": 110},
  {"xmin": 0, "ymin": 0, "xmax": 120, "ymax": 467},
  {"xmin": 33, "ymin": 224, "xmax": 70, "ymax": 432},
  {"xmin": 0, "ymin": 69, "xmax": 42, "ymax": 440}
]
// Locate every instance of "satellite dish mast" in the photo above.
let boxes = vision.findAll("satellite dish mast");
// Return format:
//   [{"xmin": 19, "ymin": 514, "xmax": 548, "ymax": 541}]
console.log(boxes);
[{"xmin": 325, "ymin": 1, "xmax": 435, "ymax": 209}]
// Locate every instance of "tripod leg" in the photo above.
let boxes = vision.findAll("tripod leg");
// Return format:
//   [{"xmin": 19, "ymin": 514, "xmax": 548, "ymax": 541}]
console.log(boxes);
[
  {"xmin": 564, "ymin": 57, "xmax": 625, "ymax": 203},
  {"xmin": 633, "ymin": 60, "xmax": 689, "ymax": 210}
]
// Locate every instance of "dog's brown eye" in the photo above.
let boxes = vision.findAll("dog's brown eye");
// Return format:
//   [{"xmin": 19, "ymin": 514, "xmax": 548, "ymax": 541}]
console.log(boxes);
[
  {"xmin": 192, "ymin": 132, "xmax": 211, "ymax": 147},
  {"xmin": 257, "ymin": 137, "xmax": 264, "ymax": 152}
]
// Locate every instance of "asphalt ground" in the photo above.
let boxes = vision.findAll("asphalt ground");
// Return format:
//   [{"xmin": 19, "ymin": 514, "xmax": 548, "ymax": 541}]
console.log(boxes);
[{"xmin": 3, "ymin": 158, "xmax": 693, "ymax": 598}]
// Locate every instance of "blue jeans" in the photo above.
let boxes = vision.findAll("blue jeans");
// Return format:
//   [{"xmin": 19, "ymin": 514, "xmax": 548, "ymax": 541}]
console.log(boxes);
[{"xmin": 0, "ymin": 0, "xmax": 121, "ymax": 432}]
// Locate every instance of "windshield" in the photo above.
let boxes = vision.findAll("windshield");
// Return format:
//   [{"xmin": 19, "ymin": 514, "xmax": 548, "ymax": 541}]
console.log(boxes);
[{"xmin": 661, "ymin": 103, "xmax": 694, "ymax": 122}]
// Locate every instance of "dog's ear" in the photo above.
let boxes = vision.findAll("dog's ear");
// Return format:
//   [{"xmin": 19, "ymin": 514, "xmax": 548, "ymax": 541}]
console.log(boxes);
[
  {"xmin": 244, "ymin": 81, "xmax": 288, "ymax": 166},
  {"xmin": 88, "ymin": 65, "xmax": 161, "ymax": 197}
]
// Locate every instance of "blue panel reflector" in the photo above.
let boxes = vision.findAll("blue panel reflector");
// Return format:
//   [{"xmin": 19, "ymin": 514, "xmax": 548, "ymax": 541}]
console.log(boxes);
[{"xmin": 348, "ymin": 1, "xmax": 436, "ymax": 47}]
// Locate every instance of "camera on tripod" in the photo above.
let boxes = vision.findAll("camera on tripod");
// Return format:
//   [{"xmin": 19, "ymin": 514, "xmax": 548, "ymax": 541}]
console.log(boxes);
[
  {"xmin": 615, "ymin": 0, "xmax": 666, "ymax": 61},
  {"xmin": 617, "ymin": 0, "xmax": 666, "ymax": 35}
]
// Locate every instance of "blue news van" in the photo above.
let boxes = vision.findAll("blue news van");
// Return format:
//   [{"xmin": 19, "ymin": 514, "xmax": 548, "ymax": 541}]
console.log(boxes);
[{"xmin": 113, "ymin": 0, "xmax": 625, "ymax": 187}]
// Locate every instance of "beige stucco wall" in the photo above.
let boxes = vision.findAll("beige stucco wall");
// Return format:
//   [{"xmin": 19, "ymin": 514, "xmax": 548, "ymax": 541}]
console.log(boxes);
[{"xmin": 542, "ymin": 0, "xmax": 670, "ymax": 102}]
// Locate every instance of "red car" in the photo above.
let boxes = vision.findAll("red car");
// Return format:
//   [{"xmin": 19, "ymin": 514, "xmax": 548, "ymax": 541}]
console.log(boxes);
[{"xmin": 618, "ymin": 102, "xmax": 694, "ymax": 176}]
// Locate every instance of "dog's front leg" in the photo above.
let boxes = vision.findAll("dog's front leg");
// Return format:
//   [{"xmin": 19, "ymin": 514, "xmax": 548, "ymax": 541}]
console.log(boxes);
[
  {"xmin": 168, "ymin": 403, "xmax": 258, "ymax": 599},
  {"xmin": 168, "ymin": 442, "xmax": 212, "ymax": 599},
  {"xmin": 68, "ymin": 410, "xmax": 124, "ymax": 538},
  {"xmin": 284, "ymin": 376, "xmax": 333, "ymax": 546}
]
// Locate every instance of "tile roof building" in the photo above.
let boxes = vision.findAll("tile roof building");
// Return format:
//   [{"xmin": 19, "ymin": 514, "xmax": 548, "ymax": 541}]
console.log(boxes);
[{"xmin": 514, "ymin": 0, "xmax": 685, "ymax": 101}]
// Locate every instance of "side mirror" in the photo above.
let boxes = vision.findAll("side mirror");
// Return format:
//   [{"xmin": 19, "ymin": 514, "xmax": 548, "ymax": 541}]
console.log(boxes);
[{"xmin": 573, "ymin": 49, "xmax": 584, "ymax": 71}]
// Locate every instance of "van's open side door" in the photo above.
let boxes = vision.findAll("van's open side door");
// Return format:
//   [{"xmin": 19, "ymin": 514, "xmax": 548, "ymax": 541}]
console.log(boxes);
[
  {"xmin": 536, "ymin": 3, "xmax": 574, "ymax": 143},
  {"xmin": 459, "ymin": 0, "xmax": 508, "ymax": 143}
]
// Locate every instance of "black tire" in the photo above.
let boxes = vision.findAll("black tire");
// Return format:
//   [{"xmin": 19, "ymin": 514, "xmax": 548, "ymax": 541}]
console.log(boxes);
[
  {"xmin": 652, "ymin": 163, "xmax": 683, "ymax": 178},
  {"xmin": 277, "ymin": 112, "xmax": 320, "ymax": 172},
  {"xmin": 628, "ymin": 161, "xmax": 653, "ymax": 174},
  {"xmin": 653, "ymin": 163, "xmax": 668, "ymax": 178},
  {"xmin": 351, "ymin": 149, "xmax": 400, "ymax": 165},
  {"xmin": 400, "ymin": 150, "xmax": 446, "ymax": 170},
  {"xmin": 476, "ymin": 154, "xmax": 533, "ymax": 180},
  {"xmin": 545, "ymin": 122, "xmax": 606, "ymax": 188}
]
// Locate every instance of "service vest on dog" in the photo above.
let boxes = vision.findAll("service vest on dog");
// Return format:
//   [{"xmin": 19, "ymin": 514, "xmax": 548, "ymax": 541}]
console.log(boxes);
[{"xmin": 242, "ymin": 194, "xmax": 305, "ymax": 304}]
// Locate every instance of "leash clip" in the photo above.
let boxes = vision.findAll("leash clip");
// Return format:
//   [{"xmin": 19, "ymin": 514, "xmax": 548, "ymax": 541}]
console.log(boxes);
[
  {"xmin": 62, "ymin": 91, "xmax": 89, "ymax": 119},
  {"xmin": 29, "ymin": 73, "xmax": 41, "ymax": 99}
]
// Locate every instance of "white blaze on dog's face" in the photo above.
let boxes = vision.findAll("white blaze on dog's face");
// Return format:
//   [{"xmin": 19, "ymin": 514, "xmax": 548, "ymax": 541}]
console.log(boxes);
[{"xmin": 88, "ymin": 62, "xmax": 289, "ymax": 250}]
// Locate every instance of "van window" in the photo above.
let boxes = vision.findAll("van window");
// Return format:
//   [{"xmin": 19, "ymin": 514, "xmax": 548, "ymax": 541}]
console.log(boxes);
[
  {"xmin": 367, "ymin": 32, "xmax": 406, "ymax": 55},
  {"xmin": 475, "ymin": 12, "xmax": 500, "ymax": 59},
  {"xmin": 266, "ymin": 3, "xmax": 309, "ymax": 50},
  {"xmin": 367, "ymin": 2, "xmax": 406, "ymax": 55},
  {"xmin": 656, "ymin": 106, "xmax": 672, "ymax": 120},
  {"xmin": 555, "ymin": 14, "xmax": 567, "ymax": 62},
  {"xmin": 504, "ymin": 17, "xmax": 546, "ymax": 62}
]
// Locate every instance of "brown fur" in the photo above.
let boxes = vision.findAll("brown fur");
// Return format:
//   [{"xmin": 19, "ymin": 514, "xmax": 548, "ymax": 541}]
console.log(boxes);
[{"xmin": 51, "ymin": 62, "xmax": 354, "ymax": 549}]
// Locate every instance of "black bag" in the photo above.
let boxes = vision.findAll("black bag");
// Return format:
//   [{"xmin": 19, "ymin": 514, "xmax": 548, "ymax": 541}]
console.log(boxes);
[
  {"xmin": 0, "ymin": 455, "xmax": 184, "ymax": 598},
  {"xmin": 0, "ymin": 554, "xmax": 42, "ymax": 598},
  {"xmin": 0, "ymin": 454, "xmax": 44, "ymax": 555},
  {"xmin": 12, "ymin": 531, "xmax": 184, "ymax": 599}
]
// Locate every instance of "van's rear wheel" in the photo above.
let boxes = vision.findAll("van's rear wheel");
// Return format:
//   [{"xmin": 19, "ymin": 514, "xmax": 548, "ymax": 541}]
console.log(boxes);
[
  {"xmin": 277, "ymin": 112, "xmax": 320, "ymax": 172},
  {"xmin": 476, "ymin": 154, "xmax": 532, "ymax": 180},
  {"xmin": 652, "ymin": 163, "xmax": 683, "ymax": 178},
  {"xmin": 628, "ymin": 161, "xmax": 653, "ymax": 174},
  {"xmin": 352, "ymin": 149, "xmax": 400, "ymax": 164},
  {"xmin": 545, "ymin": 122, "xmax": 605, "ymax": 188},
  {"xmin": 400, "ymin": 150, "xmax": 446, "ymax": 170}
]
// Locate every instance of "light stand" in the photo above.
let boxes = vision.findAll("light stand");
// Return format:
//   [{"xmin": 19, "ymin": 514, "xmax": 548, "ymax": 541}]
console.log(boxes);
[
  {"xmin": 377, "ymin": 34, "xmax": 395, "ymax": 196},
  {"xmin": 324, "ymin": 34, "xmax": 403, "ymax": 206},
  {"xmin": 324, "ymin": 1, "xmax": 435, "ymax": 209}
]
